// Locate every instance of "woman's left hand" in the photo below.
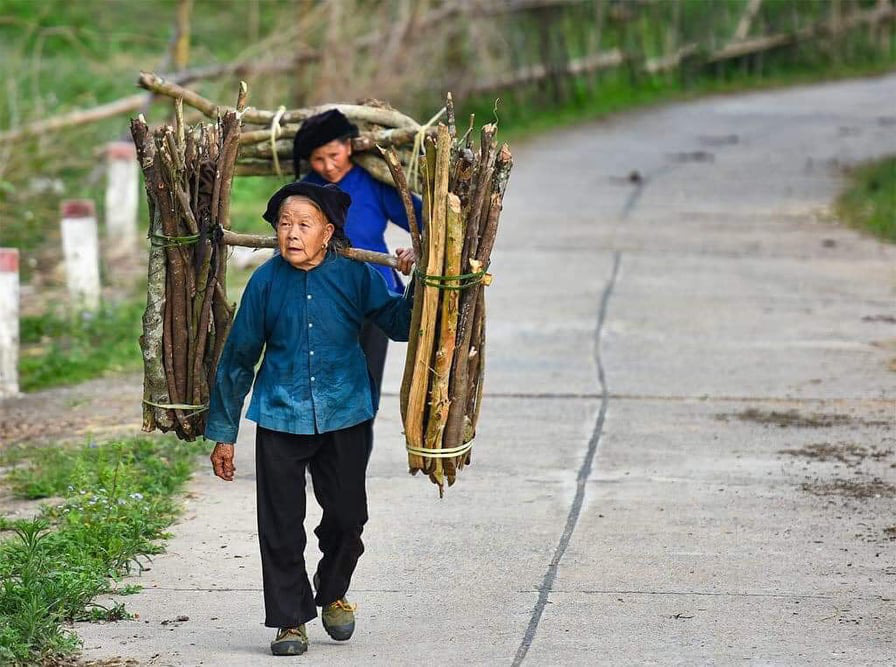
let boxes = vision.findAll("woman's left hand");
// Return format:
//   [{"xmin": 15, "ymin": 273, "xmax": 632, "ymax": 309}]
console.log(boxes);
[{"xmin": 395, "ymin": 247, "xmax": 416, "ymax": 276}]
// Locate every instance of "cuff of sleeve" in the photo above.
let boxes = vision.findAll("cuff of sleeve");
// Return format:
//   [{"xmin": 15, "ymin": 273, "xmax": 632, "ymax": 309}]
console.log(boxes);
[{"xmin": 204, "ymin": 422, "xmax": 238, "ymax": 444}]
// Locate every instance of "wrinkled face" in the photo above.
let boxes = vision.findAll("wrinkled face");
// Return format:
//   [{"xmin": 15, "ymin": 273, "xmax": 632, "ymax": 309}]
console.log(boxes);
[
  {"xmin": 309, "ymin": 138, "xmax": 353, "ymax": 183},
  {"xmin": 276, "ymin": 197, "xmax": 334, "ymax": 271}
]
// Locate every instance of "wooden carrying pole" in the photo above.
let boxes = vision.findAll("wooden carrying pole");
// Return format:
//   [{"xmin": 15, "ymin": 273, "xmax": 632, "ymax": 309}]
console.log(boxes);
[{"xmin": 220, "ymin": 230, "xmax": 399, "ymax": 268}]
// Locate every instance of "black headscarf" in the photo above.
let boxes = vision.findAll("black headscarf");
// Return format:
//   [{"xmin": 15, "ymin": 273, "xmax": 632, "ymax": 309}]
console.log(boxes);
[
  {"xmin": 262, "ymin": 181, "xmax": 352, "ymax": 230},
  {"xmin": 292, "ymin": 109, "xmax": 359, "ymax": 178}
]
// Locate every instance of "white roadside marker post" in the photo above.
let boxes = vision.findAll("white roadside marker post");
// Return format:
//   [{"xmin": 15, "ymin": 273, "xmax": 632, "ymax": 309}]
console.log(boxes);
[
  {"xmin": 0, "ymin": 247, "xmax": 20, "ymax": 398},
  {"xmin": 60, "ymin": 199, "xmax": 102, "ymax": 312},
  {"xmin": 104, "ymin": 141, "xmax": 139, "ymax": 256}
]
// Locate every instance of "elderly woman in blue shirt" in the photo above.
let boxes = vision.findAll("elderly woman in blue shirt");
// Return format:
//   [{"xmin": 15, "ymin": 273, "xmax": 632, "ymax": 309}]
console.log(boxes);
[
  {"xmin": 206, "ymin": 182, "xmax": 414, "ymax": 657},
  {"xmin": 292, "ymin": 109, "xmax": 422, "ymax": 397}
]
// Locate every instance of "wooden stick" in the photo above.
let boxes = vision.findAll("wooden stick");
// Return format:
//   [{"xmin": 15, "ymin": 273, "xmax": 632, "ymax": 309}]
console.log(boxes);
[
  {"xmin": 219, "ymin": 230, "xmax": 400, "ymax": 268},
  {"xmin": 237, "ymin": 153, "xmax": 417, "ymax": 193},
  {"xmin": 239, "ymin": 125, "xmax": 432, "ymax": 149},
  {"xmin": 216, "ymin": 111, "xmax": 241, "ymax": 230},
  {"xmin": 400, "ymin": 153, "xmax": 433, "ymax": 465},
  {"xmin": 464, "ymin": 288, "xmax": 487, "ymax": 448},
  {"xmin": 137, "ymin": 72, "xmax": 422, "ymax": 128},
  {"xmin": 132, "ymin": 117, "xmax": 175, "ymax": 432},
  {"xmin": 405, "ymin": 125, "xmax": 450, "ymax": 464},
  {"xmin": 423, "ymin": 193, "xmax": 462, "ymax": 493},
  {"xmin": 445, "ymin": 92, "xmax": 457, "ymax": 139},
  {"xmin": 378, "ymin": 146, "xmax": 422, "ymax": 259},
  {"xmin": 462, "ymin": 124, "xmax": 498, "ymax": 263}
]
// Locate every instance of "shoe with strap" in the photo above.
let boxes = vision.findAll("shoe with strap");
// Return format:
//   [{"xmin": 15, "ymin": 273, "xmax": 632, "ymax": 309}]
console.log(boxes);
[
  {"xmin": 270, "ymin": 625, "xmax": 308, "ymax": 656},
  {"xmin": 321, "ymin": 598, "xmax": 357, "ymax": 641}
]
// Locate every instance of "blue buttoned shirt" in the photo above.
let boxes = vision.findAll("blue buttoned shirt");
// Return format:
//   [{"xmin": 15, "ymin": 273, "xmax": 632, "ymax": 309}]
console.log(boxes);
[{"xmin": 204, "ymin": 252, "xmax": 413, "ymax": 443}]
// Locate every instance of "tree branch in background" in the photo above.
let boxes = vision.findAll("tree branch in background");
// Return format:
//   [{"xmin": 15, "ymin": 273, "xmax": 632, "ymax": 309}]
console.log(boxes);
[{"xmin": 732, "ymin": 0, "xmax": 763, "ymax": 43}]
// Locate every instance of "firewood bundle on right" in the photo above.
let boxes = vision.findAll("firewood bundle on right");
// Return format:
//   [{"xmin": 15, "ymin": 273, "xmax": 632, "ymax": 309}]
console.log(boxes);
[{"xmin": 394, "ymin": 108, "xmax": 512, "ymax": 496}]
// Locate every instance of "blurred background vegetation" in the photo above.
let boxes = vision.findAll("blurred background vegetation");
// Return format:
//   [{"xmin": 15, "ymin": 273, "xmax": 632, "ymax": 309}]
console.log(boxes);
[{"xmin": 1, "ymin": 0, "xmax": 894, "ymax": 389}]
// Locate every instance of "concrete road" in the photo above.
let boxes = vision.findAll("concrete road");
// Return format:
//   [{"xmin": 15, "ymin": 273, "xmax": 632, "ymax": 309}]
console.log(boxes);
[{"xmin": 77, "ymin": 74, "xmax": 896, "ymax": 665}]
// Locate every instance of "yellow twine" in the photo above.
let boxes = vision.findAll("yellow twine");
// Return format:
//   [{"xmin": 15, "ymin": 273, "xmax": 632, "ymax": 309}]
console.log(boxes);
[
  {"xmin": 407, "ymin": 106, "xmax": 446, "ymax": 192},
  {"xmin": 405, "ymin": 441, "xmax": 473, "ymax": 459},
  {"xmin": 142, "ymin": 399, "xmax": 208, "ymax": 414}
]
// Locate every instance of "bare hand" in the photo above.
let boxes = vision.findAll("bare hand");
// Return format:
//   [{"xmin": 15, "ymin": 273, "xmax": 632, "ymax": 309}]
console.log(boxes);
[
  {"xmin": 211, "ymin": 443, "xmax": 235, "ymax": 481},
  {"xmin": 395, "ymin": 247, "xmax": 415, "ymax": 276}
]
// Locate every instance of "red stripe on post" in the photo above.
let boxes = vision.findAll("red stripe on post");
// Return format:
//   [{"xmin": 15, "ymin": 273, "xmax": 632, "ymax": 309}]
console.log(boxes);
[
  {"xmin": 106, "ymin": 141, "xmax": 137, "ymax": 160},
  {"xmin": 0, "ymin": 248, "xmax": 18, "ymax": 273},
  {"xmin": 60, "ymin": 199, "xmax": 96, "ymax": 218}
]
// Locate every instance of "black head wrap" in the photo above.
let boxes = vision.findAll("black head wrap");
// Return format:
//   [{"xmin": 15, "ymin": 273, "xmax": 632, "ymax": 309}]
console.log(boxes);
[
  {"xmin": 262, "ymin": 181, "xmax": 352, "ymax": 230},
  {"xmin": 292, "ymin": 109, "xmax": 359, "ymax": 177}
]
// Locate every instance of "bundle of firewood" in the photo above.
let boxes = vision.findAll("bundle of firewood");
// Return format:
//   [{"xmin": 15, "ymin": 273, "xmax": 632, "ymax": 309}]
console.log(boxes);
[
  {"xmin": 395, "ymin": 99, "xmax": 512, "ymax": 496},
  {"xmin": 131, "ymin": 96, "xmax": 241, "ymax": 441},
  {"xmin": 137, "ymin": 72, "xmax": 437, "ymax": 190}
]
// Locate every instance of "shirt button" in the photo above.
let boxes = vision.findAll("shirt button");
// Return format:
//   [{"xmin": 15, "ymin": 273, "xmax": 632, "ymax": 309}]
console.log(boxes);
[
  {"xmin": 311, "ymin": 376, "xmax": 316, "ymax": 382},
  {"xmin": 310, "ymin": 350, "xmax": 315, "ymax": 356},
  {"xmin": 308, "ymin": 322, "xmax": 313, "ymax": 328},
  {"xmin": 307, "ymin": 294, "xmax": 312, "ymax": 300}
]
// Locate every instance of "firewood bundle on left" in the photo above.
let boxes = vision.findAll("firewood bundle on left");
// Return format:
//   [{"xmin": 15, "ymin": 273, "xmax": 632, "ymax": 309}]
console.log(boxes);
[{"xmin": 131, "ymin": 102, "xmax": 240, "ymax": 441}]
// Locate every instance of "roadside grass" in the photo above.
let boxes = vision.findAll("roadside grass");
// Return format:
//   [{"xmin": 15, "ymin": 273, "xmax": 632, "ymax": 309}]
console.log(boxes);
[
  {"xmin": 0, "ymin": 434, "xmax": 206, "ymax": 665},
  {"xmin": 19, "ymin": 297, "xmax": 144, "ymax": 392},
  {"xmin": 836, "ymin": 156, "xmax": 896, "ymax": 243}
]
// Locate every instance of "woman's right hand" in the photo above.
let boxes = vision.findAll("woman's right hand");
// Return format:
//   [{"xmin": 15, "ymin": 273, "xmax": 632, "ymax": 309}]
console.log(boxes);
[
  {"xmin": 210, "ymin": 443, "xmax": 235, "ymax": 481},
  {"xmin": 395, "ymin": 246, "xmax": 415, "ymax": 275}
]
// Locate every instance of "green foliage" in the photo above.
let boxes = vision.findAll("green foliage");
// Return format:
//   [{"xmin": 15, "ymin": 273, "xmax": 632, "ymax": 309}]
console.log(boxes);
[
  {"xmin": 18, "ymin": 298, "xmax": 145, "ymax": 392},
  {"xmin": 0, "ymin": 435, "xmax": 206, "ymax": 664},
  {"xmin": 837, "ymin": 157, "xmax": 896, "ymax": 243},
  {"xmin": 229, "ymin": 175, "xmax": 290, "ymax": 234},
  {"xmin": 0, "ymin": 0, "xmax": 294, "ymax": 259}
]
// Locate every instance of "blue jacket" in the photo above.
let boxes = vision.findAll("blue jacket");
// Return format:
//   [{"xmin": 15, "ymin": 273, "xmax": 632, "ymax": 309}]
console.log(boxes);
[
  {"xmin": 204, "ymin": 253, "xmax": 413, "ymax": 443},
  {"xmin": 302, "ymin": 166, "xmax": 423, "ymax": 292}
]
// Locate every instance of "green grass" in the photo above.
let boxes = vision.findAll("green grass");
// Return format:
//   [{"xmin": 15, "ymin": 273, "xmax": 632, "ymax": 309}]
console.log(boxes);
[
  {"xmin": 0, "ymin": 434, "xmax": 207, "ymax": 665},
  {"xmin": 19, "ymin": 298, "xmax": 145, "ymax": 391},
  {"xmin": 837, "ymin": 157, "xmax": 896, "ymax": 243}
]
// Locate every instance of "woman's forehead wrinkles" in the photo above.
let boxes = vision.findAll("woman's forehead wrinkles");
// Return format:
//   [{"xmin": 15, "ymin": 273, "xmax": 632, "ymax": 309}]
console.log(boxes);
[{"xmin": 280, "ymin": 212, "xmax": 318, "ymax": 222}]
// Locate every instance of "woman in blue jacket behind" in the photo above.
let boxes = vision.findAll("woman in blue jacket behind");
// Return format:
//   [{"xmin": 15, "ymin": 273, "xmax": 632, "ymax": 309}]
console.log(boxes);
[{"xmin": 292, "ymin": 109, "xmax": 422, "ymax": 400}]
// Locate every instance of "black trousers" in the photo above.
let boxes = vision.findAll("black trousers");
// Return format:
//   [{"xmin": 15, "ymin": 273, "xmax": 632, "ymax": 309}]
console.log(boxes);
[{"xmin": 255, "ymin": 422, "xmax": 372, "ymax": 628}]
